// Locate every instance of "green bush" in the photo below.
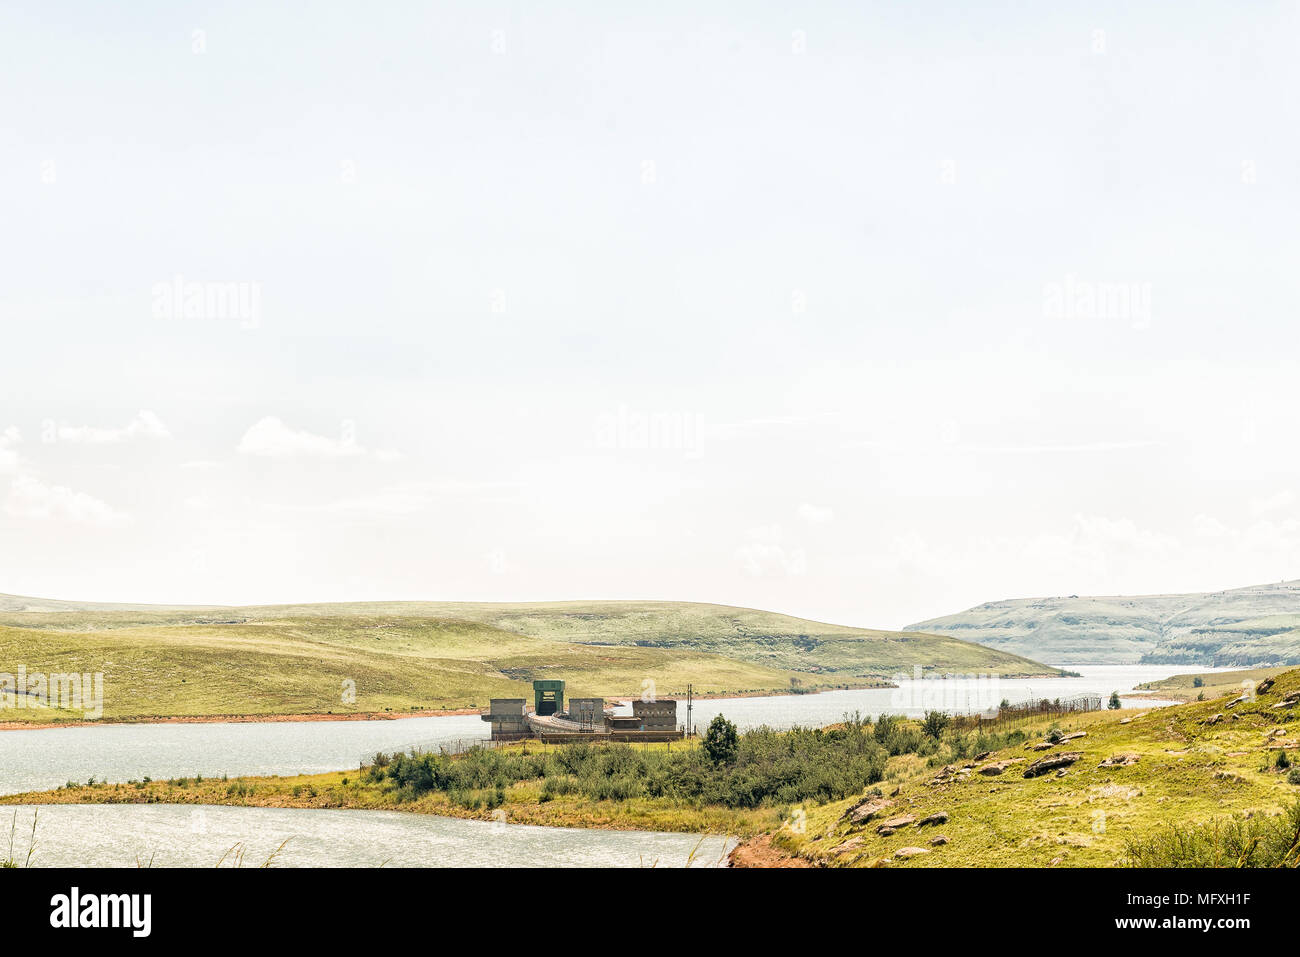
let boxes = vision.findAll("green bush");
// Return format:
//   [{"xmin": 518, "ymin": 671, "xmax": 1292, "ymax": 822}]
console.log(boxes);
[
  {"xmin": 703, "ymin": 715, "xmax": 739, "ymax": 765},
  {"xmin": 921, "ymin": 711, "xmax": 950, "ymax": 739}
]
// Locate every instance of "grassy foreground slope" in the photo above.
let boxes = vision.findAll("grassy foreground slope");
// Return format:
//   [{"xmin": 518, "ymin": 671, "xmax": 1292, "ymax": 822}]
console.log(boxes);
[
  {"xmin": 908, "ymin": 579, "xmax": 1300, "ymax": 665},
  {"xmin": 768, "ymin": 670, "xmax": 1300, "ymax": 867}
]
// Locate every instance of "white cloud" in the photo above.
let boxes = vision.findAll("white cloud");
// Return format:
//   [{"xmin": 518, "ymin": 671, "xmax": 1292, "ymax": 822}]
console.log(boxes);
[
  {"xmin": 1251, "ymin": 489, "xmax": 1295, "ymax": 515},
  {"xmin": 56, "ymin": 410, "xmax": 171, "ymax": 444},
  {"xmin": 1192, "ymin": 514, "xmax": 1232, "ymax": 539},
  {"xmin": 0, "ymin": 427, "xmax": 21, "ymax": 475},
  {"xmin": 237, "ymin": 416, "xmax": 399, "ymax": 460},
  {"xmin": 797, "ymin": 502, "xmax": 834, "ymax": 524},
  {"xmin": 736, "ymin": 525, "xmax": 807, "ymax": 577},
  {"xmin": 4, "ymin": 475, "xmax": 128, "ymax": 527}
]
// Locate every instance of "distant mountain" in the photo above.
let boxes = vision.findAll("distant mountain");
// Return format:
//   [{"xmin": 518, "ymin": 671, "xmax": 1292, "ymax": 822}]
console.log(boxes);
[{"xmin": 907, "ymin": 580, "xmax": 1300, "ymax": 666}]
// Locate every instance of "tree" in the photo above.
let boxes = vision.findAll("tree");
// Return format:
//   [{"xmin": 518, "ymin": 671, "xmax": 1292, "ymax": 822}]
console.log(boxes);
[
  {"xmin": 702, "ymin": 715, "xmax": 739, "ymax": 765},
  {"xmin": 921, "ymin": 710, "xmax": 950, "ymax": 739},
  {"xmin": 1108, "ymin": 691, "xmax": 1122, "ymax": 710}
]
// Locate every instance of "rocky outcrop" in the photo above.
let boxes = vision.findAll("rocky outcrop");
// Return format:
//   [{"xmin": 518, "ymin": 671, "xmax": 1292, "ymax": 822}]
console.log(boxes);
[
  {"xmin": 893, "ymin": 846, "xmax": 931, "ymax": 858},
  {"xmin": 916, "ymin": 811, "xmax": 949, "ymax": 828},
  {"xmin": 847, "ymin": 796, "xmax": 893, "ymax": 825},
  {"xmin": 1098, "ymin": 753, "xmax": 1140, "ymax": 768},
  {"xmin": 977, "ymin": 759, "xmax": 1020, "ymax": 775},
  {"xmin": 1023, "ymin": 752, "xmax": 1082, "ymax": 778},
  {"xmin": 876, "ymin": 814, "xmax": 917, "ymax": 835}
]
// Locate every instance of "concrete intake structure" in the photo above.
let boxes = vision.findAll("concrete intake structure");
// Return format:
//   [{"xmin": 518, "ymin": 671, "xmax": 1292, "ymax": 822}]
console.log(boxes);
[{"xmin": 479, "ymin": 680, "xmax": 684, "ymax": 743}]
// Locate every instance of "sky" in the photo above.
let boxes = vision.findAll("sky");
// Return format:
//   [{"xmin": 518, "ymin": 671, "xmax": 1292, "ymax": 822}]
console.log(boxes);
[{"xmin": 2, "ymin": 2, "xmax": 1299, "ymax": 630}]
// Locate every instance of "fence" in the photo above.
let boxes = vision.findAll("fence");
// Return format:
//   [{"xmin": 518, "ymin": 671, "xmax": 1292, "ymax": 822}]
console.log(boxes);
[{"xmin": 950, "ymin": 693, "xmax": 1104, "ymax": 731}]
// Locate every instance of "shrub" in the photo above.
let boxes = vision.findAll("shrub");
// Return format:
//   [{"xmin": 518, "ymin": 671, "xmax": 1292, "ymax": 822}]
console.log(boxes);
[
  {"xmin": 703, "ymin": 715, "xmax": 739, "ymax": 765},
  {"xmin": 921, "ymin": 710, "xmax": 950, "ymax": 739}
]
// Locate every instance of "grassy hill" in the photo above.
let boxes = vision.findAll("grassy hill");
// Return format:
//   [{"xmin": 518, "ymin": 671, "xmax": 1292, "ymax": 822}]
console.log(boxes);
[
  {"xmin": 907, "ymin": 579, "xmax": 1300, "ymax": 666},
  {"xmin": 1133, "ymin": 665, "xmax": 1297, "ymax": 703},
  {"xmin": 0, "ymin": 595, "xmax": 1056, "ymax": 724},
  {"xmin": 767, "ymin": 670, "xmax": 1300, "ymax": 867}
]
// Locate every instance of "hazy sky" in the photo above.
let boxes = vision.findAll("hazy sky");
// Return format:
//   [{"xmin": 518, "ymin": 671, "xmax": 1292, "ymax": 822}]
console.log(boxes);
[{"xmin": 3, "ymin": 2, "xmax": 1299, "ymax": 629}]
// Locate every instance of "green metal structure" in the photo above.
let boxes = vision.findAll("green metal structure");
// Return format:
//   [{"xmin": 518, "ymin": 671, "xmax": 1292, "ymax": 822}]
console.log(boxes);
[{"xmin": 532, "ymin": 679, "xmax": 565, "ymax": 716}]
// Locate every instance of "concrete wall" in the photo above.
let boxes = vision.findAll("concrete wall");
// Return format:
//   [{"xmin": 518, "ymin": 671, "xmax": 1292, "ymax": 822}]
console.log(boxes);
[
  {"xmin": 632, "ymin": 699, "xmax": 678, "ymax": 730},
  {"xmin": 568, "ymin": 697, "xmax": 605, "ymax": 729},
  {"xmin": 482, "ymin": 698, "xmax": 529, "ymax": 740}
]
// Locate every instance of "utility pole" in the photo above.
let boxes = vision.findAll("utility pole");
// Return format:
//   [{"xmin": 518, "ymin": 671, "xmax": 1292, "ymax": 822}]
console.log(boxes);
[{"xmin": 686, "ymin": 683, "xmax": 693, "ymax": 738}]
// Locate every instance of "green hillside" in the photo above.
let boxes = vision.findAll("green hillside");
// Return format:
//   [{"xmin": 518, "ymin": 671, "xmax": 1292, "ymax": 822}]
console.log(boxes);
[
  {"xmin": 0, "ymin": 615, "xmax": 824, "ymax": 724},
  {"xmin": 0, "ymin": 594, "xmax": 1056, "ymax": 724}
]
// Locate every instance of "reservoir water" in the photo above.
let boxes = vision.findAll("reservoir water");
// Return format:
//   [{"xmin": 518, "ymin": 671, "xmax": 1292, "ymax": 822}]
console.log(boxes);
[
  {"xmin": 0, "ymin": 803, "xmax": 734, "ymax": 868},
  {"xmin": 0, "ymin": 664, "xmax": 1212, "ymax": 796}
]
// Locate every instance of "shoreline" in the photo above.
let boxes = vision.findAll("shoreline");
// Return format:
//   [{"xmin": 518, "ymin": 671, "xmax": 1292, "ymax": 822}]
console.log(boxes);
[{"xmin": 0, "ymin": 672, "xmax": 1066, "ymax": 732}]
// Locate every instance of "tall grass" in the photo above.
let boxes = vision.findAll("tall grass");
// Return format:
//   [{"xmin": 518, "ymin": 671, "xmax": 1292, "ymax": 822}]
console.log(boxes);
[
  {"xmin": 2, "ymin": 809, "xmax": 37, "ymax": 868},
  {"xmin": 1123, "ymin": 800, "xmax": 1300, "ymax": 867}
]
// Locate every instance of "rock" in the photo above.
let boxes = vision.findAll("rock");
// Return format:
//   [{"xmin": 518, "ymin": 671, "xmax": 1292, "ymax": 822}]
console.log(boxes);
[
  {"xmin": 1120, "ymin": 717, "xmax": 1132, "ymax": 724},
  {"xmin": 1060, "ymin": 731, "xmax": 1088, "ymax": 742},
  {"xmin": 876, "ymin": 814, "xmax": 916, "ymax": 834},
  {"xmin": 848, "ymin": 797, "xmax": 893, "ymax": 824},
  {"xmin": 973, "ymin": 751, "xmax": 991, "ymax": 761},
  {"xmin": 1055, "ymin": 768, "xmax": 1069, "ymax": 777},
  {"xmin": 916, "ymin": 812, "xmax": 949, "ymax": 828},
  {"xmin": 1098, "ymin": 753, "xmax": 1140, "ymax": 768},
  {"xmin": 1024, "ymin": 752, "xmax": 1082, "ymax": 778},
  {"xmin": 1028, "ymin": 742, "xmax": 1057, "ymax": 751},
  {"xmin": 893, "ymin": 846, "xmax": 930, "ymax": 858},
  {"xmin": 978, "ymin": 759, "xmax": 1019, "ymax": 776},
  {"xmin": 1204, "ymin": 713, "xmax": 1224, "ymax": 725},
  {"xmin": 929, "ymin": 834, "xmax": 949, "ymax": 846},
  {"xmin": 1257, "ymin": 678, "xmax": 1276, "ymax": 695}
]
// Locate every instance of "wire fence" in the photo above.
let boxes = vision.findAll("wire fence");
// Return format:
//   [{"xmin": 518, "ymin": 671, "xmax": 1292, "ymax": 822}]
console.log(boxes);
[{"xmin": 950, "ymin": 693, "xmax": 1105, "ymax": 730}]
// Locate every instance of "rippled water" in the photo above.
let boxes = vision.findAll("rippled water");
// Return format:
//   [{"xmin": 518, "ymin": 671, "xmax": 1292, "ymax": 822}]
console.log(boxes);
[
  {"xmin": 0, "ymin": 664, "xmax": 1215, "ymax": 796},
  {"xmin": 0, "ymin": 803, "xmax": 734, "ymax": 868}
]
